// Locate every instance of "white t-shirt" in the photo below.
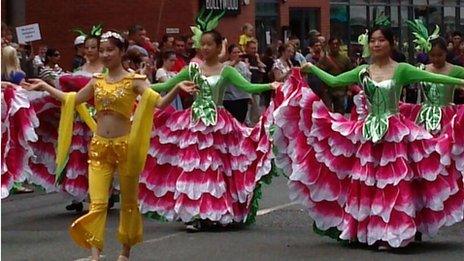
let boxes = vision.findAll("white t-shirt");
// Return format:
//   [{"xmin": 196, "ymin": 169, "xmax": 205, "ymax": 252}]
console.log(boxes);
[
  {"xmin": 155, "ymin": 68, "xmax": 182, "ymax": 110},
  {"xmin": 155, "ymin": 68, "xmax": 176, "ymax": 82}
]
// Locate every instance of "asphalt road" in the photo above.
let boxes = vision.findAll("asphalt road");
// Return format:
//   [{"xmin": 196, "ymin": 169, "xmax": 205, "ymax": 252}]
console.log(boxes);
[{"xmin": 2, "ymin": 176, "xmax": 463, "ymax": 261}]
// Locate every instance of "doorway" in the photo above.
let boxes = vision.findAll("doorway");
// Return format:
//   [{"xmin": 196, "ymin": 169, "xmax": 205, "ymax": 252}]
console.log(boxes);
[{"xmin": 289, "ymin": 7, "xmax": 320, "ymax": 52}]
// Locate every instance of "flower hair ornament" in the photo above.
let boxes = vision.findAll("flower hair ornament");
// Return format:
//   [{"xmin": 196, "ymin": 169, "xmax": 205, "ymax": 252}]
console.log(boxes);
[
  {"xmin": 358, "ymin": 29, "xmax": 370, "ymax": 58},
  {"xmin": 190, "ymin": 7, "xmax": 225, "ymax": 49},
  {"xmin": 374, "ymin": 12, "xmax": 391, "ymax": 28},
  {"xmin": 407, "ymin": 19, "xmax": 440, "ymax": 53},
  {"xmin": 73, "ymin": 24, "xmax": 103, "ymax": 38},
  {"xmin": 101, "ymin": 31, "xmax": 125, "ymax": 43}
]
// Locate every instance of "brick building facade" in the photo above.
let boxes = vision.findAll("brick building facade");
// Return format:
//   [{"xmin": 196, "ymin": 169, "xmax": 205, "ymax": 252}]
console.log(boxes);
[{"xmin": 2, "ymin": 0, "xmax": 330, "ymax": 71}]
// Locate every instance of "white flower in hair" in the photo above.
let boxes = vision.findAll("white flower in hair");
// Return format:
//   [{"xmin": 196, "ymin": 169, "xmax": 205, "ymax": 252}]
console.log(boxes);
[{"xmin": 101, "ymin": 31, "xmax": 125, "ymax": 43}]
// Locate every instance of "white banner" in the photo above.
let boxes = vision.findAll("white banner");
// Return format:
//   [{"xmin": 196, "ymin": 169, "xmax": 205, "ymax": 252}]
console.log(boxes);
[{"xmin": 16, "ymin": 23, "xmax": 42, "ymax": 44}]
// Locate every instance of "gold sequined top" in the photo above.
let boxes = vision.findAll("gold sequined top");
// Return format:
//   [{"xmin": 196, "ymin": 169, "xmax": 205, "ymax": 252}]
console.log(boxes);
[{"xmin": 93, "ymin": 73, "xmax": 146, "ymax": 119}]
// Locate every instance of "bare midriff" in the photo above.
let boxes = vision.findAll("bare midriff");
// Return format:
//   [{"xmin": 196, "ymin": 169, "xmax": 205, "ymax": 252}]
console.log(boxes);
[{"xmin": 95, "ymin": 110, "xmax": 131, "ymax": 138}]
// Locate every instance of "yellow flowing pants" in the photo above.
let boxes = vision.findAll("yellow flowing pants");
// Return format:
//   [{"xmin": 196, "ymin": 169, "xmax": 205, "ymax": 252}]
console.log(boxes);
[{"xmin": 69, "ymin": 134, "xmax": 142, "ymax": 250}]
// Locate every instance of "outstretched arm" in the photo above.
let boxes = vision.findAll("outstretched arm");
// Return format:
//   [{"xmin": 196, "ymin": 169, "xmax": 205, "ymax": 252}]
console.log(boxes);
[
  {"xmin": 150, "ymin": 68, "xmax": 189, "ymax": 92},
  {"xmin": 302, "ymin": 63, "xmax": 364, "ymax": 88},
  {"xmin": 135, "ymin": 78, "xmax": 198, "ymax": 109},
  {"xmin": 396, "ymin": 63, "xmax": 464, "ymax": 86},
  {"xmin": 450, "ymin": 65, "xmax": 464, "ymax": 90},
  {"xmin": 21, "ymin": 78, "xmax": 94, "ymax": 104},
  {"xmin": 222, "ymin": 66, "xmax": 275, "ymax": 93}
]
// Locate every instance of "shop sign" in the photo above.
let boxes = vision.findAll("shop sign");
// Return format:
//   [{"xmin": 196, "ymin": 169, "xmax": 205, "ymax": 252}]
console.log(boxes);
[{"xmin": 203, "ymin": 0, "xmax": 240, "ymax": 15}]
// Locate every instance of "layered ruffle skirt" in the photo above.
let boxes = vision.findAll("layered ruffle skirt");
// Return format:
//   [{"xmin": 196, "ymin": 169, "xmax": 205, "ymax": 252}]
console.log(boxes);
[
  {"xmin": 27, "ymin": 75, "xmax": 92, "ymax": 200},
  {"xmin": 139, "ymin": 104, "xmax": 274, "ymax": 224},
  {"xmin": 273, "ymin": 70, "xmax": 464, "ymax": 247},
  {"xmin": 1, "ymin": 84, "xmax": 39, "ymax": 198}
]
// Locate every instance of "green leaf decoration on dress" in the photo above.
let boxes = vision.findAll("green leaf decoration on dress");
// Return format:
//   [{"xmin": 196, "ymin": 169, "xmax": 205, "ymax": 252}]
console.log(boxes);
[
  {"xmin": 414, "ymin": 64, "xmax": 443, "ymax": 132},
  {"xmin": 189, "ymin": 63, "xmax": 218, "ymax": 126},
  {"xmin": 417, "ymin": 82, "xmax": 443, "ymax": 132},
  {"xmin": 407, "ymin": 19, "xmax": 440, "ymax": 53},
  {"xmin": 360, "ymin": 68, "xmax": 391, "ymax": 143}
]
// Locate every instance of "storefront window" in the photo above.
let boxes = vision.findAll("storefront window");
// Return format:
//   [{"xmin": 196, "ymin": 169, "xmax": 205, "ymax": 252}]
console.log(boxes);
[
  {"xmin": 428, "ymin": 6, "xmax": 443, "ymax": 30},
  {"xmin": 444, "ymin": 7, "xmax": 456, "ymax": 33},
  {"xmin": 428, "ymin": 0, "xmax": 443, "ymax": 5},
  {"xmin": 350, "ymin": 5, "xmax": 367, "ymax": 43},
  {"xmin": 255, "ymin": 1, "xmax": 279, "ymax": 52},
  {"xmin": 460, "ymin": 7, "xmax": 464, "ymax": 32},
  {"xmin": 400, "ymin": 4, "xmax": 410, "ymax": 58},
  {"xmin": 330, "ymin": 5, "xmax": 349, "ymax": 44},
  {"xmin": 369, "ymin": 5, "xmax": 386, "ymax": 26},
  {"xmin": 328, "ymin": 0, "xmax": 462, "ymax": 62}
]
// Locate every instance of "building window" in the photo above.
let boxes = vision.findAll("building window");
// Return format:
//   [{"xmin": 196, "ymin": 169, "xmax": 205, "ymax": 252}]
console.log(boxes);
[
  {"xmin": 444, "ymin": 7, "xmax": 456, "ymax": 33},
  {"xmin": 350, "ymin": 5, "xmax": 367, "ymax": 44},
  {"xmin": 255, "ymin": 1, "xmax": 279, "ymax": 52},
  {"xmin": 330, "ymin": 5, "xmax": 349, "ymax": 44},
  {"xmin": 328, "ymin": 0, "xmax": 462, "ymax": 61}
]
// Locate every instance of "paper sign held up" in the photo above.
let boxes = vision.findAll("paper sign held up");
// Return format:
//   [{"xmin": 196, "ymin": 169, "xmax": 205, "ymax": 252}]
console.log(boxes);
[{"xmin": 16, "ymin": 23, "xmax": 42, "ymax": 44}]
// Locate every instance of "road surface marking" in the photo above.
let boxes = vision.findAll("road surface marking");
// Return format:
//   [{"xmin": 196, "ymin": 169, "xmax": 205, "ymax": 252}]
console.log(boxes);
[
  {"xmin": 256, "ymin": 202, "xmax": 297, "ymax": 216},
  {"xmin": 143, "ymin": 232, "xmax": 183, "ymax": 244}
]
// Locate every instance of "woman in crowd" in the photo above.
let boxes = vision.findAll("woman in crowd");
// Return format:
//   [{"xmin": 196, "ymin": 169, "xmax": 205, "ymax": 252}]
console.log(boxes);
[
  {"xmin": 272, "ymin": 43, "xmax": 294, "ymax": 82},
  {"xmin": 155, "ymin": 50, "xmax": 183, "ymax": 110},
  {"xmin": 223, "ymin": 44, "xmax": 252, "ymax": 123},
  {"xmin": 38, "ymin": 48, "xmax": 64, "ymax": 86},
  {"xmin": 273, "ymin": 26, "xmax": 464, "ymax": 250}
]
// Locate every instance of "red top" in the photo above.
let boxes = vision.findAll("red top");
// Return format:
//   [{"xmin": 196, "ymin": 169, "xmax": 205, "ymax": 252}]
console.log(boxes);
[{"xmin": 172, "ymin": 55, "xmax": 187, "ymax": 72}]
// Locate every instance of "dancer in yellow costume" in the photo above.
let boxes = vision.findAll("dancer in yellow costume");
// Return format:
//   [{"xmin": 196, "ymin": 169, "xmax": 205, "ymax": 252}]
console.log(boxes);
[{"xmin": 21, "ymin": 31, "xmax": 197, "ymax": 261}]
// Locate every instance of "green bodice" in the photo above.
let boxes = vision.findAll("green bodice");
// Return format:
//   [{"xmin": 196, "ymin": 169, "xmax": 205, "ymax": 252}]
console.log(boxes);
[
  {"xmin": 417, "ymin": 65, "xmax": 461, "ymax": 132},
  {"xmin": 307, "ymin": 63, "xmax": 463, "ymax": 143},
  {"xmin": 359, "ymin": 68, "xmax": 402, "ymax": 143},
  {"xmin": 151, "ymin": 62, "xmax": 271, "ymax": 126}
]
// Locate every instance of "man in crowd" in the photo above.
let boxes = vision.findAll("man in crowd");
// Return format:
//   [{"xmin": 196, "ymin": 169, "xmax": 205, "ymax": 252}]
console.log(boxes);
[
  {"xmin": 306, "ymin": 40, "xmax": 323, "ymax": 64},
  {"xmin": 71, "ymin": 35, "xmax": 86, "ymax": 71},
  {"xmin": 288, "ymin": 35, "xmax": 306, "ymax": 66},
  {"xmin": 127, "ymin": 24, "xmax": 152, "ymax": 57},
  {"xmin": 447, "ymin": 31, "xmax": 463, "ymax": 65},
  {"xmin": 243, "ymin": 40, "xmax": 267, "ymax": 115},
  {"xmin": 317, "ymin": 37, "xmax": 352, "ymax": 114},
  {"xmin": 172, "ymin": 36, "xmax": 187, "ymax": 72}
]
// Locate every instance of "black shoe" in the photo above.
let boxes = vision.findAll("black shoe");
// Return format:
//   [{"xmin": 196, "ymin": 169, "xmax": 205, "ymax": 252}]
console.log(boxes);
[
  {"xmin": 186, "ymin": 220, "xmax": 202, "ymax": 232},
  {"xmin": 66, "ymin": 202, "xmax": 83, "ymax": 212},
  {"xmin": 108, "ymin": 194, "xmax": 119, "ymax": 210}
]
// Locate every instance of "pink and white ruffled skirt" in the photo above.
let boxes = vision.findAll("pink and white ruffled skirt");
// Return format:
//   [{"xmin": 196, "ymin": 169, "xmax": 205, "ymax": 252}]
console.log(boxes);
[
  {"xmin": 139, "ymin": 105, "xmax": 273, "ymax": 224},
  {"xmin": 273, "ymin": 70, "xmax": 464, "ymax": 248},
  {"xmin": 1, "ymin": 84, "xmax": 39, "ymax": 198}
]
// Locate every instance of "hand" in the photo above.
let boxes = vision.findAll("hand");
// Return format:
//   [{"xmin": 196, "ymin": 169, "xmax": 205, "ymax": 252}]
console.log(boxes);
[
  {"xmin": 301, "ymin": 62, "xmax": 313, "ymax": 71},
  {"xmin": 20, "ymin": 78, "xmax": 48, "ymax": 91},
  {"xmin": 177, "ymin": 81, "xmax": 199, "ymax": 95},
  {"xmin": 270, "ymin": 81, "xmax": 281, "ymax": 90}
]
